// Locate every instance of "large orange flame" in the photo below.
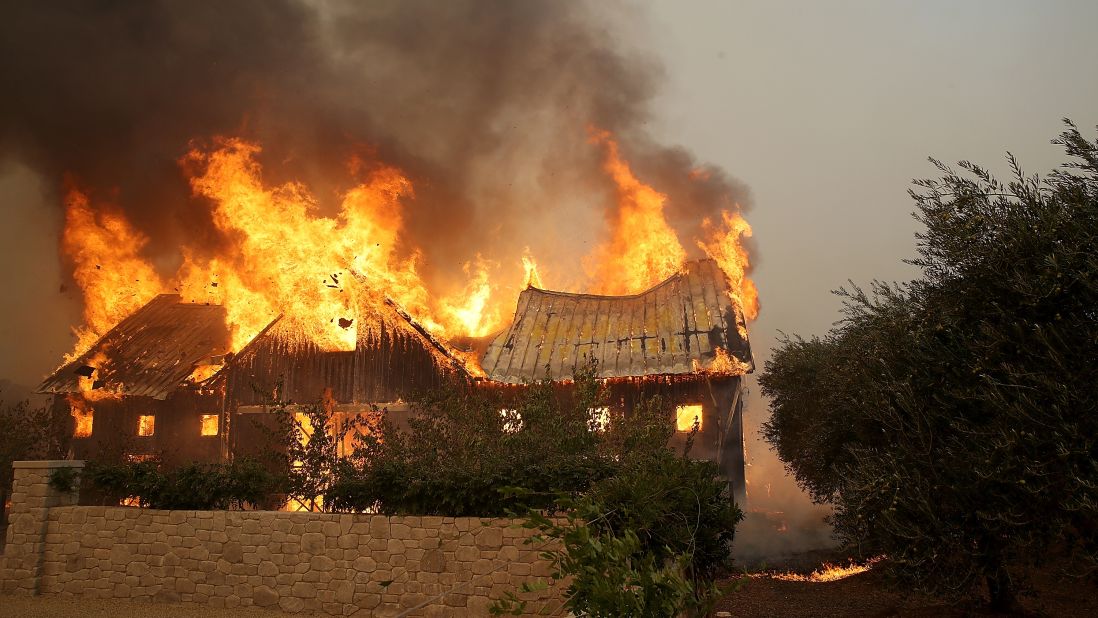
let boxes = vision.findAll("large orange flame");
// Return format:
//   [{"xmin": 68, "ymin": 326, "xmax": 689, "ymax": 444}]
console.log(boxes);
[
  {"xmin": 59, "ymin": 131, "xmax": 759, "ymax": 369},
  {"xmin": 699, "ymin": 210, "xmax": 760, "ymax": 320},
  {"xmin": 585, "ymin": 129, "xmax": 687, "ymax": 295},
  {"xmin": 62, "ymin": 189, "xmax": 164, "ymax": 360}
]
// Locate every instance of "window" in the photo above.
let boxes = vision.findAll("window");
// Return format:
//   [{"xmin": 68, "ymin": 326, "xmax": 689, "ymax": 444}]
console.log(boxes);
[
  {"xmin": 675, "ymin": 404, "xmax": 703, "ymax": 432},
  {"xmin": 200, "ymin": 414, "xmax": 219, "ymax": 436},
  {"xmin": 71, "ymin": 403, "xmax": 93, "ymax": 438},
  {"xmin": 589, "ymin": 407, "xmax": 610, "ymax": 432},
  {"xmin": 137, "ymin": 415, "xmax": 155, "ymax": 437},
  {"xmin": 499, "ymin": 408, "xmax": 522, "ymax": 433}
]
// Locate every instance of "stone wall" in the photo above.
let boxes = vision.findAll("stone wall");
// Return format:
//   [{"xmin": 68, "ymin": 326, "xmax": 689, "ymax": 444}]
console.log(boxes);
[{"xmin": 1, "ymin": 461, "xmax": 559, "ymax": 616}]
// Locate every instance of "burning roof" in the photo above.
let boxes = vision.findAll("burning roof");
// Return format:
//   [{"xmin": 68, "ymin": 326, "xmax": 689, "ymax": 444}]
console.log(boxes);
[
  {"xmin": 480, "ymin": 259, "xmax": 752, "ymax": 383},
  {"xmin": 38, "ymin": 294, "xmax": 231, "ymax": 400}
]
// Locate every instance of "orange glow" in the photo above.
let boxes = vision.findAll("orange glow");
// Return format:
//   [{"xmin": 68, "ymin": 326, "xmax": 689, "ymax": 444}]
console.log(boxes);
[
  {"xmin": 771, "ymin": 556, "xmax": 884, "ymax": 583},
  {"xmin": 589, "ymin": 407, "xmax": 609, "ymax": 432},
  {"xmin": 699, "ymin": 210, "xmax": 759, "ymax": 321},
  {"xmin": 439, "ymin": 256, "xmax": 501, "ymax": 338},
  {"xmin": 675, "ymin": 404, "xmax": 703, "ymax": 432},
  {"xmin": 585, "ymin": 130, "xmax": 687, "ymax": 295},
  {"xmin": 200, "ymin": 414, "xmax": 219, "ymax": 436},
  {"xmin": 522, "ymin": 251, "xmax": 543, "ymax": 289},
  {"xmin": 69, "ymin": 396, "xmax": 93, "ymax": 438},
  {"xmin": 693, "ymin": 346, "xmax": 752, "ymax": 376},
  {"xmin": 60, "ymin": 130, "xmax": 759, "ymax": 369},
  {"xmin": 189, "ymin": 364, "xmax": 221, "ymax": 384},
  {"xmin": 137, "ymin": 415, "xmax": 155, "ymax": 436},
  {"xmin": 62, "ymin": 190, "xmax": 164, "ymax": 361}
]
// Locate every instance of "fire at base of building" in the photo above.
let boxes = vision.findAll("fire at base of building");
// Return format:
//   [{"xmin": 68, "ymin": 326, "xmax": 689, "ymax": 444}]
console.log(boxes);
[{"xmin": 38, "ymin": 259, "xmax": 753, "ymax": 505}]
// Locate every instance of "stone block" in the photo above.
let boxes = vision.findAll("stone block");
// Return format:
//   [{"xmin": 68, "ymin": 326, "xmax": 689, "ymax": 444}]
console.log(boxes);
[
  {"xmin": 291, "ymin": 581, "xmax": 316, "ymax": 598},
  {"xmin": 475, "ymin": 526, "xmax": 503, "ymax": 549},
  {"xmin": 369, "ymin": 516, "xmax": 389, "ymax": 539},
  {"xmin": 311, "ymin": 555, "xmax": 336, "ymax": 572},
  {"xmin": 301, "ymin": 532, "xmax": 325, "ymax": 554},
  {"xmin": 421, "ymin": 549, "xmax": 446, "ymax": 573},
  {"xmin": 222, "ymin": 541, "xmax": 244, "ymax": 563}
]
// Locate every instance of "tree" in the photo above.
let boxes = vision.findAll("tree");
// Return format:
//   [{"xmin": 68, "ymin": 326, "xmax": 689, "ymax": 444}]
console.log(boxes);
[
  {"xmin": 0, "ymin": 396, "xmax": 68, "ymax": 526},
  {"xmin": 760, "ymin": 121, "xmax": 1098, "ymax": 610}
]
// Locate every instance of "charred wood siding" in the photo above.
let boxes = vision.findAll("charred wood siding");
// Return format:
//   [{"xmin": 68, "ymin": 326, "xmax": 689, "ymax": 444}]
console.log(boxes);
[
  {"xmin": 59, "ymin": 390, "xmax": 223, "ymax": 465},
  {"xmin": 226, "ymin": 318, "xmax": 462, "ymax": 407}
]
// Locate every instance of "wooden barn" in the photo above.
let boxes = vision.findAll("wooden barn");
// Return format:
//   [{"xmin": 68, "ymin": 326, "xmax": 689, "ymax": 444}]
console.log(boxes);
[
  {"xmin": 38, "ymin": 259, "xmax": 752, "ymax": 504},
  {"xmin": 38, "ymin": 294, "xmax": 233, "ymax": 465},
  {"xmin": 480, "ymin": 258, "xmax": 752, "ymax": 504}
]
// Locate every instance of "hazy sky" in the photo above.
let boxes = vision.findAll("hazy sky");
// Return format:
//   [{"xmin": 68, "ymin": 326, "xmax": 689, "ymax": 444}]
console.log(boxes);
[
  {"xmin": 638, "ymin": 0, "xmax": 1098, "ymax": 511},
  {"xmin": 1, "ymin": 0, "xmax": 1096, "ymax": 514}
]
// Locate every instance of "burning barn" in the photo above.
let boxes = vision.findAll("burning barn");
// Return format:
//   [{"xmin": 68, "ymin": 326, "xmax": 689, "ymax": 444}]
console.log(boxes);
[
  {"xmin": 38, "ymin": 291, "xmax": 475, "ymax": 465},
  {"xmin": 481, "ymin": 258, "xmax": 752, "ymax": 503},
  {"xmin": 37, "ymin": 258, "xmax": 752, "ymax": 504},
  {"xmin": 38, "ymin": 294, "xmax": 233, "ymax": 464}
]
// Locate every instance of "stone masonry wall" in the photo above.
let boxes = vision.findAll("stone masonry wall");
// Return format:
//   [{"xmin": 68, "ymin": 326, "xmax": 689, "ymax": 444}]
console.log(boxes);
[{"xmin": 1, "ymin": 461, "xmax": 559, "ymax": 616}]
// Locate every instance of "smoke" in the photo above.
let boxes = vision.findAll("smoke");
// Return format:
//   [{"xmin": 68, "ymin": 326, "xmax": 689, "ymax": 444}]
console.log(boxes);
[
  {"xmin": 0, "ymin": 0, "xmax": 751, "ymax": 297},
  {"xmin": 735, "ymin": 387, "xmax": 837, "ymax": 568}
]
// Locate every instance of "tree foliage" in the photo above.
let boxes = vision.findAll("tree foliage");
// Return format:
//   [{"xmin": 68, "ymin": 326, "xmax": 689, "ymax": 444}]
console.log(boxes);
[
  {"xmin": 760, "ymin": 121, "xmax": 1098, "ymax": 610},
  {"xmin": 0, "ymin": 396, "xmax": 67, "ymax": 524}
]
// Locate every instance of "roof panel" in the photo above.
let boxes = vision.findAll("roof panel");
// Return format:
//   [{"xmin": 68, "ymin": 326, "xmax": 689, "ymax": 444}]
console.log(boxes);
[
  {"xmin": 482, "ymin": 260, "xmax": 753, "ymax": 383},
  {"xmin": 38, "ymin": 295, "xmax": 231, "ymax": 400}
]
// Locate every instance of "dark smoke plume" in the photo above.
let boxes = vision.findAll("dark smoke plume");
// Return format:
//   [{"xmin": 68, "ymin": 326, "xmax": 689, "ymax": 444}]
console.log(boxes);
[{"xmin": 0, "ymin": 0, "xmax": 751, "ymax": 296}]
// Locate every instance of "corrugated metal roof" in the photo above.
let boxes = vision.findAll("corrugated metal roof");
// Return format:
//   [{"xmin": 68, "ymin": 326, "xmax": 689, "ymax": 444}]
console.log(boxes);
[
  {"xmin": 38, "ymin": 294, "xmax": 231, "ymax": 400},
  {"xmin": 481, "ymin": 259, "xmax": 753, "ymax": 383}
]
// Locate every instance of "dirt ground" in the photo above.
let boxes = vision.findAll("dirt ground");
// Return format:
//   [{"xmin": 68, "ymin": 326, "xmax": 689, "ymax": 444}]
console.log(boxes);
[
  {"xmin": 716, "ymin": 565, "xmax": 1098, "ymax": 618},
  {"xmin": 0, "ymin": 594, "xmax": 294, "ymax": 618}
]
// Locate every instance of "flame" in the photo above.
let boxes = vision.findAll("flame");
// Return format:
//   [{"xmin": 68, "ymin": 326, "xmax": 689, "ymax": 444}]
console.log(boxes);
[
  {"xmin": 58, "ymin": 131, "xmax": 760, "ymax": 372},
  {"xmin": 771, "ymin": 556, "xmax": 884, "ymax": 583},
  {"xmin": 699, "ymin": 210, "xmax": 759, "ymax": 321},
  {"xmin": 62, "ymin": 190, "xmax": 164, "ymax": 360},
  {"xmin": 67, "ymin": 394, "xmax": 94, "ymax": 438},
  {"xmin": 200, "ymin": 414, "xmax": 219, "ymax": 436},
  {"xmin": 522, "ymin": 250, "xmax": 542, "ymax": 289},
  {"xmin": 692, "ymin": 346, "xmax": 752, "ymax": 376},
  {"xmin": 585, "ymin": 130, "xmax": 687, "ymax": 295},
  {"xmin": 188, "ymin": 363, "xmax": 222, "ymax": 384},
  {"xmin": 439, "ymin": 256, "xmax": 501, "ymax": 338}
]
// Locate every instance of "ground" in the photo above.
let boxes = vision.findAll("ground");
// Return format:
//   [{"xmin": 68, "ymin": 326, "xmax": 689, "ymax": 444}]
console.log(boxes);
[
  {"xmin": 0, "ymin": 595, "xmax": 293, "ymax": 618},
  {"xmin": 718, "ymin": 557, "xmax": 1098, "ymax": 618},
  {"xmin": 2, "ymin": 568, "xmax": 1097, "ymax": 618}
]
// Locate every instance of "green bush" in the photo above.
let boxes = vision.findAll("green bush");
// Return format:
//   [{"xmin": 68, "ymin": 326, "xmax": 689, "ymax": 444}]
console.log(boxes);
[{"xmin": 82, "ymin": 458, "xmax": 278, "ymax": 510}]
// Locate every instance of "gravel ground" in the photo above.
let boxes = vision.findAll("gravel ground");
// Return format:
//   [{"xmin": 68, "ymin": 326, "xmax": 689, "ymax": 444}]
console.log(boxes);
[{"xmin": 0, "ymin": 595, "xmax": 293, "ymax": 618}]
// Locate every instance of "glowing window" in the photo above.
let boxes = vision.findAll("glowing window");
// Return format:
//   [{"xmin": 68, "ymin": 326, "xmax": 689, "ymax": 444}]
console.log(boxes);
[
  {"xmin": 137, "ymin": 415, "xmax": 155, "ymax": 437},
  {"xmin": 589, "ymin": 407, "xmax": 610, "ymax": 432},
  {"xmin": 500, "ymin": 409, "xmax": 522, "ymax": 433},
  {"xmin": 675, "ymin": 405, "xmax": 703, "ymax": 432},
  {"xmin": 200, "ymin": 414, "xmax": 219, "ymax": 436},
  {"xmin": 71, "ymin": 404, "xmax": 93, "ymax": 438}
]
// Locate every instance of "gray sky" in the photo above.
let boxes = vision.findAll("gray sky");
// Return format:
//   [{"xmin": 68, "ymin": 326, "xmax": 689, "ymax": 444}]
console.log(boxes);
[
  {"xmin": 640, "ymin": 0, "xmax": 1098, "ymax": 512},
  {"xmin": 1, "ymin": 0, "xmax": 1096, "ymax": 514}
]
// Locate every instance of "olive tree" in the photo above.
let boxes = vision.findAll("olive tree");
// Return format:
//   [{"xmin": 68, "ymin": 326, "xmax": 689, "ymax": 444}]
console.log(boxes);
[{"xmin": 761, "ymin": 121, "xmax": 1098, "ymax": 610}]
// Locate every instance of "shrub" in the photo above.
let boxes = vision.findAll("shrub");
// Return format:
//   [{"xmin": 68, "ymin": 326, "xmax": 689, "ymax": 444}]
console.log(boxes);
[{"xmin": 82, "ymin": 458, "xmax": 278, "ymax": 509}]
